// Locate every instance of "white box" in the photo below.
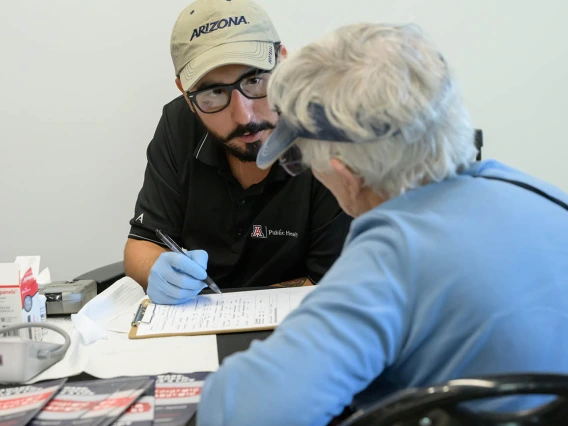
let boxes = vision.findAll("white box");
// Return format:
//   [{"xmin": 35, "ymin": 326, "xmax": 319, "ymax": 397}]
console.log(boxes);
[{"xmin": 0, "ymin": 263, "xmax": 42, "ymax": 340}]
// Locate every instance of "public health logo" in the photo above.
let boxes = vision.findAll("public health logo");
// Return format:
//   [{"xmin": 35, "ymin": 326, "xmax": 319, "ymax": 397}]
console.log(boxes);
[{"xmin": 251, "ymin": 225, "xmax": 267, "ymax": 239}]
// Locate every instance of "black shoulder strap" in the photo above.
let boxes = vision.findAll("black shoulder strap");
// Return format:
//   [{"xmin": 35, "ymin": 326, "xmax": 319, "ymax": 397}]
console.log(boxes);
[{"xmin": 479, "ymin": 176, "xmax": 568, "ymax": 212}]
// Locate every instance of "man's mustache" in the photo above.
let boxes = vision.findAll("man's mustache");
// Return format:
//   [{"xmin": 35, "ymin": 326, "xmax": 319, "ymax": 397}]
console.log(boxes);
[{"xmin": 226, "ymin": 121, "xmax": 276, "ymax": 142}]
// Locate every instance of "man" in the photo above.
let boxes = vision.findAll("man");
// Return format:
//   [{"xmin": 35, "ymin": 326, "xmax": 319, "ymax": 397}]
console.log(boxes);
[
  {"xmin": 124, "ymin": 0, "xmax": 350, "ymax": 304},
  {"xmin": 195, "ymin": 23, "xmax": 568, "ymax": 425}
]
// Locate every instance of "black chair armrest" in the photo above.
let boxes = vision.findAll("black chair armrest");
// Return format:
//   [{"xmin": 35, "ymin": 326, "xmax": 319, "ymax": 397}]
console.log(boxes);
[
  {"xmin": 475, "ymin": 129, "xmax": 483, "ymax": 161},
  {"xmin": 74, "ymin": 261, "xmax": 125, "ymax": 294}
]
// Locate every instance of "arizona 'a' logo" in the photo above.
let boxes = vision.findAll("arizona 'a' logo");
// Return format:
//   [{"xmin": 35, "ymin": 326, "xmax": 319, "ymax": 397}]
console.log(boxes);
[{"xmin": 251, "ymin": 225, "xmax": 267, "ymax": 238}]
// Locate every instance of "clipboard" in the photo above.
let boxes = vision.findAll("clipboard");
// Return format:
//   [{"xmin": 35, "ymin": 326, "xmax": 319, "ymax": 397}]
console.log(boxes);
[
  {"xmin": 129, "ymin": 298, "xmax": 153, "ymax": 339},
  {"xmin": 128, "ymin": 287, "xmax": 315, "ymax": 340}
]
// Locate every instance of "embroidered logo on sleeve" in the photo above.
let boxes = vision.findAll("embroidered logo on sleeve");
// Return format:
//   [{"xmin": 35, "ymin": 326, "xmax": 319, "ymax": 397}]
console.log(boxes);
[{"xmin": 135, "ymin": 213, "xmax": 144, "ymax": 224}]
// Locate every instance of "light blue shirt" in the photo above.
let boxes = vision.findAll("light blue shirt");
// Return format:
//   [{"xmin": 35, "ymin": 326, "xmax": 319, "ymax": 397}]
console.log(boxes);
[{"xmin": 197, "ymin": 160, "xmax": 568, "ymax": 426}]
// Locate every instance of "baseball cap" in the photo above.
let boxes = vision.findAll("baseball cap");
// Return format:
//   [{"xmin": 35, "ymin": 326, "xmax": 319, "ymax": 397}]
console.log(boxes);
[
  {"xmin": 257, "ymin": 103, "xmax": 394, "ymax": 170},
  {"xmin": 171, "ymin": 0, "xmax": 281, "ymax": 92}
]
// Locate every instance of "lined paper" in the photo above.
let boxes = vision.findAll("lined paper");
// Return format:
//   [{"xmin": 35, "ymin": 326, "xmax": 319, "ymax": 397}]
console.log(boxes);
[{"xmin": 136, "ymin": 286, "xmax": 315, "ymax": 337}]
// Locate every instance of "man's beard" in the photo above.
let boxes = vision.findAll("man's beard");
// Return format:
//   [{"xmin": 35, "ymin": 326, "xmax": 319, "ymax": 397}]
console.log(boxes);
[{"xmin": 208, "ymin": 121, "xmax": 276, "ymax": 163}]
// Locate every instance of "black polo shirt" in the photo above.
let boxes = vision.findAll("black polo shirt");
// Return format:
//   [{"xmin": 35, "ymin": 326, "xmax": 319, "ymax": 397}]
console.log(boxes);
[{"xmin": 128, "ymin": 95, "xmax": 352, "ymax": 289}]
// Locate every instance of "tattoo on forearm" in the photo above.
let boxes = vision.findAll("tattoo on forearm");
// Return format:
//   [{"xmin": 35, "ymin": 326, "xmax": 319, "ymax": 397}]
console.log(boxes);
[{"xmin": 277, "ymin": 277, "xmax": 307, "ymax": 287}]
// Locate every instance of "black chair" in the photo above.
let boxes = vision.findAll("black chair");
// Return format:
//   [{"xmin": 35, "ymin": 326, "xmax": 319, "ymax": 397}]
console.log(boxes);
[
  {"xmin": 74, "ymin": 261, "xmax": 125, "ymax": 294},
  {"xmin": 339, "ymin": 373, "xmax": 568, "ymax": 426},
  {"xmin": 475, "ymin": 129, "xmax": 483, "ymax": 161}
]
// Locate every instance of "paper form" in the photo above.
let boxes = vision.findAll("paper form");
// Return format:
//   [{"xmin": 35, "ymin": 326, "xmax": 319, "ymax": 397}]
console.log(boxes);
[
  {"xmin": 84, "ymin": 333, "xmax": 218, "ymax": 379},
  {"xmin": 78, "ymin": 277, "xmax": 146, "ymax": 328},
  {"xmin": 31, "ymin": 319, "xmax": 218, "ymax": 383},
  {"xmin": 136, "ymin": 286, "xmax": 316, "ymax": 337},
  {"xmin": 28, "ymin": 278, "xmax": 219, "ymax": 383}
]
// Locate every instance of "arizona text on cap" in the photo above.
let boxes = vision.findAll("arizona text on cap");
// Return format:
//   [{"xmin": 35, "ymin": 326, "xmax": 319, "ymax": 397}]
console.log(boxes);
[{"xmin": 171, "ymin": 0, "xmax": 280, "ymax": 92}]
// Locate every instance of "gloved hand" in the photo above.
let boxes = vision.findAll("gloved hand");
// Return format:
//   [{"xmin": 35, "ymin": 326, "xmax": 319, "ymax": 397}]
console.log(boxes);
[{"xmin": 147, "ymin": 250, "xmax": 209, "ymax": 305}]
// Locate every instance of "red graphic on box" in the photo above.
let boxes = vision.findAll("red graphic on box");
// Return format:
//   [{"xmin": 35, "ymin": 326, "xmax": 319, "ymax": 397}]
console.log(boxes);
[{"xmin": 20, "ymin": 267, "xmax": 38, "ymax": 307}]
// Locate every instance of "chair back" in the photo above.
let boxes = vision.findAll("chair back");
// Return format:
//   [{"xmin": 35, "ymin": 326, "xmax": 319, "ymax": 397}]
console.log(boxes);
[{"xmin": 340, "ymin": 373, "xmax": 568, "ymax": 426}]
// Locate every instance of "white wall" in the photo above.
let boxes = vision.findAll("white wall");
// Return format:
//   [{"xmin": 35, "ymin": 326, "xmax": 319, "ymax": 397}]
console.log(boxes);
[{"xmin": 1, "ymin": 0, "xmax": 567, "ymax": 280}]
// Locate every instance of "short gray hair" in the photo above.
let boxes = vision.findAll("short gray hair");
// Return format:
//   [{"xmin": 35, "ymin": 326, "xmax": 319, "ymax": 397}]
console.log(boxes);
[{"xmin": 268, "ymin": 23, "xmax": 477, "ymax": 198}]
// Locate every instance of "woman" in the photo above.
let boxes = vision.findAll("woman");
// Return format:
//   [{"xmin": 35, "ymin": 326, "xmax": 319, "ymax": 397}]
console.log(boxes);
[{"xmin": 197, "ymin": 22, "xmax": 568, "ymax": 426}]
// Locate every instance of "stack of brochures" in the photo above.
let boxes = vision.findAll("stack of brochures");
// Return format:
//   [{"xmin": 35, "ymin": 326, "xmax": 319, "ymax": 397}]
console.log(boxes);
[{"xmin": 0, "ymin": 372, "xmax": 211, "ymax": 426}]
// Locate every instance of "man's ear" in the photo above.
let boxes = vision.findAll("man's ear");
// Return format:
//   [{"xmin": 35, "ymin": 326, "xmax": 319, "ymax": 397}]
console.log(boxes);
[
  {"xmin": 279, "ymin": 44, "xmax": 288, "ymax": 60},
  {"xmin": 175, "ymin": 77, "xmax": 184, "ymax": 93},
  {"xmin": 176, "ymin": 77, "xmax": 196, "ymax": 113},
  {"xmin": 329, "ymin": 157, "xmax": 363, "ymax": 198}
]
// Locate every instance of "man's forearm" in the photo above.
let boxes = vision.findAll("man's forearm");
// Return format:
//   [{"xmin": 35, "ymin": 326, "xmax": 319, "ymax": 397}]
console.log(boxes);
[
  {"xmin": 123, "ymin": 238, "xmax": 167, "ymax": 290},
  {"xmin": 272, "ymin": 277, "xmax": 314, "ymax": 287}
]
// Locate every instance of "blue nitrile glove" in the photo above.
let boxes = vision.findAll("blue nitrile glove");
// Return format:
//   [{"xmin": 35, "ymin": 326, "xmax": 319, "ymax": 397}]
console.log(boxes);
[{"xmin": 147, "ymin": 250, "xmax": 208, "ymax": 305}]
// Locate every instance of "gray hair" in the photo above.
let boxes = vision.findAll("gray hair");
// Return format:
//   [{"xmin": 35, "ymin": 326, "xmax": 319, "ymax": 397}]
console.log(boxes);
[{"xmin": 268, "ymin": 23, "xmax": 477, "ymax": 198}]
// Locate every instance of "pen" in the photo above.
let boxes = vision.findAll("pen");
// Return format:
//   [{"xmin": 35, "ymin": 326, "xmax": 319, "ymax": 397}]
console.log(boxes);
[{"xmin": 155, "ymin": 229, "xmax": 222, "ymax": 294}]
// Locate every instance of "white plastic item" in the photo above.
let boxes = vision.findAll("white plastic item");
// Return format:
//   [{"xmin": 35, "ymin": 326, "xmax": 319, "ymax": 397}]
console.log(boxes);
[
  {"xmin": 39, "ymin": 294, "xmax": 47, "ymax": 336},
  {"xmin": 0, "ymin": 323, "xmax": 70, "ymax": 383}
]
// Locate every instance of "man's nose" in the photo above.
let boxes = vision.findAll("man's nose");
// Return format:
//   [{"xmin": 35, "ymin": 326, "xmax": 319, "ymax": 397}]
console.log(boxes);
[{"xmin": 228, "ymin": 89, "xmax": 254, "ymax": 125}]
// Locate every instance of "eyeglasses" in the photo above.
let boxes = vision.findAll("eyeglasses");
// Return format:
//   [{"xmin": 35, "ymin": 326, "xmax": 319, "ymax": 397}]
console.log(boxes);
[
  {"xmin": 187, "ymin": 71, "xmax": 272, "ymax": 114},
  {"xmin": 278, "ymin": 145, "xmax": 309, "ymax": 176},
  {"xmin": 187, "ymin": 42, "xmax": 280, "ymax": 114}
]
